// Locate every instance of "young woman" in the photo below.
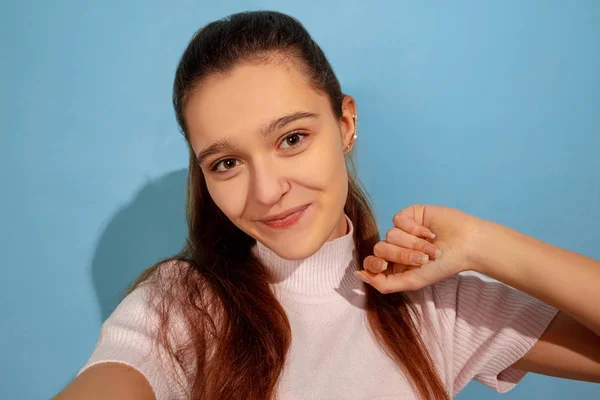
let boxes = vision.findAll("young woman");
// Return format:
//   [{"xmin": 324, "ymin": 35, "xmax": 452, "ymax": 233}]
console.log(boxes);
[{"xmin": 55, "ymin": 10, "xmax": 600, "ymax": 400}]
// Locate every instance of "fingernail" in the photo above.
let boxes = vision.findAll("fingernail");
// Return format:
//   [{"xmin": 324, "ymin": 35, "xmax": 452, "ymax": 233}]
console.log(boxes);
[
  {"xmin": 429, "ymin": 232, "xmax": 436, "ymax": 239},
  {"xmin": 379, "ymin": 261, "xmax": 388, "ymax": 271},
  {"xmin": 435, "ymin": 249, "xmax": 442, "ymax": 258},
  {"xmin": 411, "ymin": 253, "xmax": 429, "ymax": 264},
  {"xmin": 425, "ymin": 245, "xmax": 437, "ymax": 257},
  {"xmin": 354, "ymin": 271, "xmax": 370, "ymax": 283}
]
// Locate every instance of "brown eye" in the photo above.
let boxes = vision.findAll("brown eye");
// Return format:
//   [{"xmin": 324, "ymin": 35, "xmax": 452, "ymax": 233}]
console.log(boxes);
[
  {"xmin": 286, "ymin": 134, "xmax": 299, "ymax": 146},
  {"xmin": 280, "ymin": 132, "xmax": 307, "ymax": 149},
  {"xmin": 223, "ymin": 159, "xmax": 235, "ymax": 169},
  {"xmin": 212, "ymin": 158, "xmax": 240, "ymax": 172}
]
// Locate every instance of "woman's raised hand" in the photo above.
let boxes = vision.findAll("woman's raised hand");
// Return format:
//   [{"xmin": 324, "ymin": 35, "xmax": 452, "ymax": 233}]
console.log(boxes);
[{"xmin": 356, "ymin": 205, "xmax": 485, "ymax": 293}]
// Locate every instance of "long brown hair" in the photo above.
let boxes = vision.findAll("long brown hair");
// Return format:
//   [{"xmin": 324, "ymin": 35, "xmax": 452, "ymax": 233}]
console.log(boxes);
[{"xmin": 129, "ymin": 11, "xmax": 450, "ymax": 399}]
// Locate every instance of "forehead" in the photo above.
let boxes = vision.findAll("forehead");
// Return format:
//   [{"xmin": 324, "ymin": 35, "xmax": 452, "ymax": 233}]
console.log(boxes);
[{"xmin": 184, "ymin": 60, "xmax": 330, "ymax": 144}]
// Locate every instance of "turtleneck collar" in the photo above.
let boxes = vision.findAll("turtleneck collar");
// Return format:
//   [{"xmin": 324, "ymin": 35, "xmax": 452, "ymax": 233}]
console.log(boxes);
[{"xmin": 252, "ymin": 215, "xmax": 363, "ymax": 298}]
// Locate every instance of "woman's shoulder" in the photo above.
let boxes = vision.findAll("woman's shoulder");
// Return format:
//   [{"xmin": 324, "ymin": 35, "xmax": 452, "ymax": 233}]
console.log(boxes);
[
  {"xmin": 106, "ymin": 259, "xmax": 197, "ymax": 330},
  {"xmin": 132, "ymin": 258, "xmax": 195, "ymax": 289},
  {"xmin": 78, "ymin": 259, "xmax": 198, "ymax": 399},
  {"xmin": 126, "ymin": 257, "xmax": 222, "ymax": 320}
]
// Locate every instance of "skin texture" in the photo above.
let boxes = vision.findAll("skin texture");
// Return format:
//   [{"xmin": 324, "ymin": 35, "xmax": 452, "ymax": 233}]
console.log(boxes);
[
  {"xmin": 359, "ymin": 205, "xmax": 481, "ymax": 291},
  {"xmin": 185, "ymin": 59, "xmax": 357, "ymax": 260},
  {"xmin": 53, "ymin": 363, "xmax": 155, "ymax": 400}
]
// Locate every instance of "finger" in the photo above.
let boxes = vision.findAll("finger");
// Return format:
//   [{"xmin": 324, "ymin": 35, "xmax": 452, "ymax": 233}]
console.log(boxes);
[
  {"xmin": 393, "ymin": 211, "xmax": 435, "ymax": 239},
  {"xmin": 363, "ymin": 255, "xmax": 388, "ymax": 273},
  {"xmin": 385, "ymin": 227, "xmax": 442, "ymax": 260},
  {"xmin": 354, "ymin": 269, "xmax": 424, "ymax": 294},
  {"xmin": 374, "ymin": 241, "xmax": 430, "ymax": 266}
]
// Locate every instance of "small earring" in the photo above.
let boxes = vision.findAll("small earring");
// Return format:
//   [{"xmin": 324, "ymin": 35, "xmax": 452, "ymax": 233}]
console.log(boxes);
[
  {"xmin": 344, "ymin": 113, "xmax": 358, "ymax": 153},
  {"xmin": 344, "ymin": 130, "xmax": 358, "ymax": 153}
]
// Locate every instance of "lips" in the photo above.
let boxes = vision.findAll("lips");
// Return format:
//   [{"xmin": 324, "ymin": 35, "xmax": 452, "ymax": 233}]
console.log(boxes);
[
  {"xmin": 260, "ymin": 204, "xmax": 309, "ymax": 229},
  {"xmin": 262, "ymin": 205, "xmax": 308, "ymax": 221}
]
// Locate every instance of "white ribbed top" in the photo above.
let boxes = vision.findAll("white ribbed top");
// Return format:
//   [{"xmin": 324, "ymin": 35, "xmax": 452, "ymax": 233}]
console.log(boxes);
[{"xmin": 77, "ymin": 214, "xmax": 559, "ymax": 399}]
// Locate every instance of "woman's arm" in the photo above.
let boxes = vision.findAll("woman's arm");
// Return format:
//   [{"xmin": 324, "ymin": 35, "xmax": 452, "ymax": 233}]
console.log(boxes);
[
  {"xmin": 53, "ymin": 363, "xmax": 155, "ymax": 400},
  {"xmin": 471, "ymin": 221, "xmax": 600, "ymax": 382},
  {"xmin": 473, "ymin": 220, "xmax": 600, "ymax": 337},
  {"xmin": 359, "ymin": 204, "xmax": 600, "ymax": 382}
]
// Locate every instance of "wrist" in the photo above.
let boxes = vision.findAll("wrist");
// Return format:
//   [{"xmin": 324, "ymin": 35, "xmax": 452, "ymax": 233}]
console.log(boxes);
[{"xmin": 465, "ymin": 219, "xmax": 503, "ymax": 275}]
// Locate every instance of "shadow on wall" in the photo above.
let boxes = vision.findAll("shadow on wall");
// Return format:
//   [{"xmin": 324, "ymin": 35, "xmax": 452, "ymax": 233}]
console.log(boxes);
[{"xmin": 90, "ymin": 168, "xmax": 189, "ymax": 321}]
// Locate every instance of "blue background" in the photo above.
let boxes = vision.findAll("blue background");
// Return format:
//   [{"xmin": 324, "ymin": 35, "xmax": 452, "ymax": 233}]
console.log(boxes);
[{"xmin": 2, "ymin": 1, "xmax": 599, "ymax": 398}]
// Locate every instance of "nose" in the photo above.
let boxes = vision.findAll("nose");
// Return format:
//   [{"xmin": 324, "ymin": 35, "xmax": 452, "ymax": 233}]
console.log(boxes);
[{"xmin": 249, "ymin": 157, "xmax": 290, "ymax": 206}]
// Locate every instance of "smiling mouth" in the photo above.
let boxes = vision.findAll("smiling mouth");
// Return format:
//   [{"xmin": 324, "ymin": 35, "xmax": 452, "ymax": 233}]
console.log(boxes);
[{"xmin": 260, "ymin": 204, "xmax": 310, "ymax": 229}]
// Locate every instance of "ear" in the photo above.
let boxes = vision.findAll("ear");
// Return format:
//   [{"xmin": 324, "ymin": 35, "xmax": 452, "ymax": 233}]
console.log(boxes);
[{"xmin": 339, "ymin": 96, "xmax": 357, "ymax": 154}]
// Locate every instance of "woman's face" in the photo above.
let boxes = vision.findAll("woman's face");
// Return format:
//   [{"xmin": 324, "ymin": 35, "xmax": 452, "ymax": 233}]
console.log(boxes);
[{"xmin": 184, "ymin": 59, "xmax": 357, "ymax": 260}]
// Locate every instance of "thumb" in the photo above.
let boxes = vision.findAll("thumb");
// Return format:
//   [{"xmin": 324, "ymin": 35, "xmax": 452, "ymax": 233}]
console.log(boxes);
[{"xmin": 355, "ymin": 267, "xmax": 423, "ymax": 294}]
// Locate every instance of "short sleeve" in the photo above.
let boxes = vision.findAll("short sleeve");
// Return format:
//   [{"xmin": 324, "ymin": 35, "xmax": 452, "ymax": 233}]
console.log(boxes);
[
  {"xmin": 431, "ymin": 270, "xmax": 559, "ymax": 395},
  {"xmin": 77, "ymin": 283, "xmax": 188, "ymax": 399}
]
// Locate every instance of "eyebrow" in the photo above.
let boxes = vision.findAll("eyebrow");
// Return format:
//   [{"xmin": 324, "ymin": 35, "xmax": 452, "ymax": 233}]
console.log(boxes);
[{"xmin": 195, "ymin": 111, "xmax": 319, "ymax": 165}]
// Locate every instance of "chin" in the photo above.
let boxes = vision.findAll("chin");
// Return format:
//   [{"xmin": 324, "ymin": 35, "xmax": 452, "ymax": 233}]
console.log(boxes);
[
  {"xmin": 254, "ymin": 216, "xmax": 334, "ymax": 260},
  {"xmin": 260, "ymin": 233, "xmax": 325, "ymax": 260},
  {"xmin": 245, "ymin": 203, "xmax": 345, "ymax": 260}
]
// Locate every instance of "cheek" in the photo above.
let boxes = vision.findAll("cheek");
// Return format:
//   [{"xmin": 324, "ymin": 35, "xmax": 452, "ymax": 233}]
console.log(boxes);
[
  {"xmin": 295, "ymin": 136, "xmax": 348, "ymax": 196},
  {"xmin": 206, "ymin": 179, "xmax": 248, "ymax": 221}
]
